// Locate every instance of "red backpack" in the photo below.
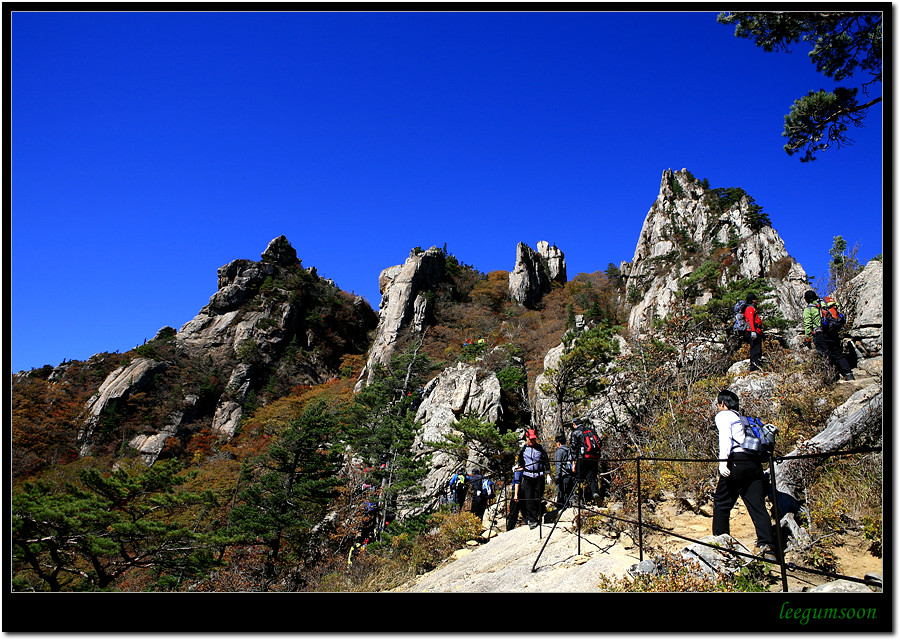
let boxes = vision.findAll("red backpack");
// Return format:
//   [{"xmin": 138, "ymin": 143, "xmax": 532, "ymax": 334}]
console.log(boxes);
[{"xmin": 576, "ymin": 426, "xmax": 602, "ymax": 460}]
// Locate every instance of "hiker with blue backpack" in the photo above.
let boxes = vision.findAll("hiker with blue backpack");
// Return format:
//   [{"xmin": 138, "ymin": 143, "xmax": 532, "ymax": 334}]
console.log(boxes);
[
  {"xmin": 449, "ymin": 471, "xmax": 467, "ymax": 513},
  {"xmin": 803, "ymin": 290, "xmax": 855, "ymax": 381},
  {"xmin": 712, "ymin": 389, "xmax": 777, "ymax": 563}
]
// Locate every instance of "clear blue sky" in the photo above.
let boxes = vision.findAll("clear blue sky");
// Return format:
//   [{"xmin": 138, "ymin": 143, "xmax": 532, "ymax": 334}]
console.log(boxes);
[{"xmin": 10, "ymin": 9, "xmax": 884, "ymax": 373}]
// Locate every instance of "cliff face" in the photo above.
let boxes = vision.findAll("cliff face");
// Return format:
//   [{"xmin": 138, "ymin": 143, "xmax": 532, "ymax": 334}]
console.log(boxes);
[
  {"xmin": 508, "ymin": 241, "xmax": 567, "ymax": 309},
  {"xmin": 354, "ymin": 247, "xmax": 446, "ymax": 391},
  {"xmin": 622, "ymin": 169, "xmax": 810, "ymax": 335}
]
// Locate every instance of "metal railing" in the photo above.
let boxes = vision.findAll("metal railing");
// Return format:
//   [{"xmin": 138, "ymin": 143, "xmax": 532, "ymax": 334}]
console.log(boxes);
[{"xmin": 515, "ymin": 445, "xmax": 883, "ymax": 591}]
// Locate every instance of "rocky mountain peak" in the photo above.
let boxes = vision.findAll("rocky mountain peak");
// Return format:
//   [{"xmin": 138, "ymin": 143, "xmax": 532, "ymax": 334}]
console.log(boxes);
[
  {"xmin": 77, "ymin": 236, "xmax": 376, "ymax": 463},
  {"xmin": 623, "ymin": 168, "xmax": 810, "ymax": 334},
  {"xmin": 509, "ymin": 241, "xmax": 567, "ymax": 309},
  {"xmin": 355, "ymin": 246, "xmax": 446, "ymax": 390},
  {"xmin": 261, "ymin": 234, "xmax": 299, "ymax": 266}
]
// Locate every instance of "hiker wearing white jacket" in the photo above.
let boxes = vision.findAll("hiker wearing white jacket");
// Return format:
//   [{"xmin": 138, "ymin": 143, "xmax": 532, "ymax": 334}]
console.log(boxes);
[{"xmin": 712, "ymin": 389, "xmax": 776, "ymax": 563}]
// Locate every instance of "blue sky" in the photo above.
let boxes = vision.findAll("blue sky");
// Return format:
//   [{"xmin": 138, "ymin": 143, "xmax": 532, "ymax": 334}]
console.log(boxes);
[{"xmin": 10, "ymin": 9, "xmax": 884, "ymax": 373}]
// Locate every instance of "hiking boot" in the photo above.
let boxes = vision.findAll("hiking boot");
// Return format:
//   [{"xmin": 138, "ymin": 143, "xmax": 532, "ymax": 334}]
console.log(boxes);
[
  {"xmin": 842, "ymin": 372, "xmax": 856, "ymax": 381},
  {"xmin": 592, "ymin": 493, "xmax": 603, "ymax": 507},
  {"xmin": 757, "ymin": 545, "xmax": 778, "ymax": 564},
  {"xmin": 528, "ymin": 521, "xmax": 539, "ymax": 530}
]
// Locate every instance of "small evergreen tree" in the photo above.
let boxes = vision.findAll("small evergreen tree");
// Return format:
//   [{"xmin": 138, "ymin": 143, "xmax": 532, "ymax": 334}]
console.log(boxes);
[
  {"xmin": 228, "ymin": 399, "xmax": 344, "ymax": 586},
  {"xmin": 539, "ymin": 322, "xmax": 621, "ymax": 437},
  {"xmin": 345, "ymin": 344, "xmax": 437, "ymax": 535}
]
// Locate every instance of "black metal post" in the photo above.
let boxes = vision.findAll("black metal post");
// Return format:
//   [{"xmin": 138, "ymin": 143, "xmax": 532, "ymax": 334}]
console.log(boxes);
[
  {"xmin": 636, "ymin": 456, "xmax": 643, "ymax": 561},
  {"xmin": 768, "ymin": 452, "xmax": 789, "ymax": 592}
]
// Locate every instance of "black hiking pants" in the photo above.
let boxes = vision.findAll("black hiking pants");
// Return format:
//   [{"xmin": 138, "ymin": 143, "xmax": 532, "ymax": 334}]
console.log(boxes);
[
  {"xmin": 556, "ymin": 474, "xmax": 575, "ymax": 510},
  {"xmin": 713, "ymin": 453, "xmax": 774, "ymax": 549},
  {"xmin": 575, "ymin": 458, "xmax": 600, "ymax": 500},
  {"xmin": 520, "ymin": 474, "xmax": 545, "ymax": 525},
  {"xmin": 813, "ymin": 331, "xmax": 852, "ymax": 376},
  {"xmin": 743, "ymin": 330, "xmax": 763, "ymax": 371}
]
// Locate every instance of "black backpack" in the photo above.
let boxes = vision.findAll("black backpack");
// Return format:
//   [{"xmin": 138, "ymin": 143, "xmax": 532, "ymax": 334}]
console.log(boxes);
[{"xmin": 573, "ymin": 426, "xmax": 601, "ymax": 460}]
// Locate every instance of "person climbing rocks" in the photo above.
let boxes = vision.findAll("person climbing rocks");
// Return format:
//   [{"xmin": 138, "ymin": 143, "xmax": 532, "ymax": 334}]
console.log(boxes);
[
  {"xmin": 468, "ymin": 468, "xmax": 488, "ymax": 520},
  {"xmin": 743, "ymin": 293, "xmax": 764, "ymax": 372},
  {"xmin": 803, "ymin": 290, "xmax": 855, "ymax": 381},
  {"xmin": 554, "ymin": 434, "xmax": 575, "ymax": 511},
  {"xmin": 569, "ymin": 417, "xmax": 602, "ymax": 506}
]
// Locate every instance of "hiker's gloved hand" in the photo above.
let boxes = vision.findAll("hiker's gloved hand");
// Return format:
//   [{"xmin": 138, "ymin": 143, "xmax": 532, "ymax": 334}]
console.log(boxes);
[{"xmin": 718, "ymin": 462, "xmax": 731, "ymax": 478}]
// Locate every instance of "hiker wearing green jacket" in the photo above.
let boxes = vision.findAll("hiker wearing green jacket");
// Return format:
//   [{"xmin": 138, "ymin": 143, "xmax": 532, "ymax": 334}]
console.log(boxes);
[{"xmin": 803, "ymin": 291, "xmax": 855, "ymax": 381}]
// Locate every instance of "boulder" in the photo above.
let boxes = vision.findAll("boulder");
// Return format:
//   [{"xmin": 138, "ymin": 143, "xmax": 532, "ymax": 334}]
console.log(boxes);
[
  {"xmin": 846, "ymin": 259, "xmax": 883, "ymax": 360},
  {"xmin": 402, "ymin": 362, "xmax": 503, "ymax": 517},
  {"xmin": 771, "ymin": 384, "xmax": 883, "ymax": 503}
]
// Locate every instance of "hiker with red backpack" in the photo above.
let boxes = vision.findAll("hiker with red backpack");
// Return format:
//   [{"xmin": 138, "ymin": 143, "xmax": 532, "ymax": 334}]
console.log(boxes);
[
  {"xmin": 569, "ymin": 417, "xmax": 602, "ymax": 507},
  {"xmin": 803, "ymin": 290, "xmax": 855, "ymax": 381}
]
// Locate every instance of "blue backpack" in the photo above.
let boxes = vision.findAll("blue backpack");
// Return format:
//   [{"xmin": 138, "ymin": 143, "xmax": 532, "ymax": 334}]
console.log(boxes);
[{"xmin": 735, "ymin": 415, "xmax": 777, "ymax": 456}]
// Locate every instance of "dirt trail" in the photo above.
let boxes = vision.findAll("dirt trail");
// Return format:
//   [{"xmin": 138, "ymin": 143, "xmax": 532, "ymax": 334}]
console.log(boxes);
[{"xmin": 644, "ymin": 499, "xmax": 882, "ymax": 591}]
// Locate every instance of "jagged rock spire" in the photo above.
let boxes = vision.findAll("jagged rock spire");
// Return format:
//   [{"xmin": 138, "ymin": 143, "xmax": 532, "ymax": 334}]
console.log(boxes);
[{"xmin": 623, "ymin": 169, "xmax": 809, "ymax": 334}]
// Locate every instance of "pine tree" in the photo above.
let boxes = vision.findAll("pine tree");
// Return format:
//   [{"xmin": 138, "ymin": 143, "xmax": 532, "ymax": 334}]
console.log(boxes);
[
  {"xmin": 228, "ymin": 399, "xmax": 344, "ymax": 585},
  {"xmin": 12, "ymin": 460, "xmax": 221, "ymax": 591}
]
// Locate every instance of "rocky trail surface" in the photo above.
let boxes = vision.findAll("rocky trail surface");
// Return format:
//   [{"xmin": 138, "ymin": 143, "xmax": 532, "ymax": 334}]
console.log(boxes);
[{"xmin": 393, "ymin": 497, "xmax": 882, "ymax": 593}]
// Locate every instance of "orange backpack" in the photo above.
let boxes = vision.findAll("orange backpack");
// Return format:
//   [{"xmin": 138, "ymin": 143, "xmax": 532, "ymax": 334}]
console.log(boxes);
[{"xmin": 819, "ymin": 296, "xmax": 846, "ymax": 332}]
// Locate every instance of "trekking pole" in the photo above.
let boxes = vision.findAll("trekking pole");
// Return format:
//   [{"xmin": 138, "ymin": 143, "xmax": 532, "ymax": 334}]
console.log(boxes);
[
  {"xmin": 768, "ymin": 451, "xmax": 789, "ymax": 592},
  {"xmin": 531, "ymin": 478, "xmax": 580, "ymax": 573}
]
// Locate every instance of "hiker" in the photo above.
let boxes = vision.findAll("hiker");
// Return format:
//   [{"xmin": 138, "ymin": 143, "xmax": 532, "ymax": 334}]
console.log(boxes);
[
  {"xmin": 449, "ymin": 471, "xmax": 467, "ymax": 513},
  {"xmin": 803, "ymin": 290, "xmax": 855, "ymax": 381},
  {"xmin": 743, "ymin": 293, "xmax": 764, "ymax": 372},
  {"xmin": 506, "ymin": 464, "xmax": 524, "ymax": 530},
  {"xmin": 554, "ymin": 434, "xmax": 575, "ymax": 510},
  {"xmin": 712, "ymin": 389, "xmax": 777, "ymax": 562},
  {"xmin": 569, "ymin": 417, "xmax": 602, "ymax": 506},
  {"xmin": 517, "ymin": 429, "xmax": 551, "ymax": 529},
  {"xmin": 468, "ymin": 468, "xmax": 488, "ymax": 520}
]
